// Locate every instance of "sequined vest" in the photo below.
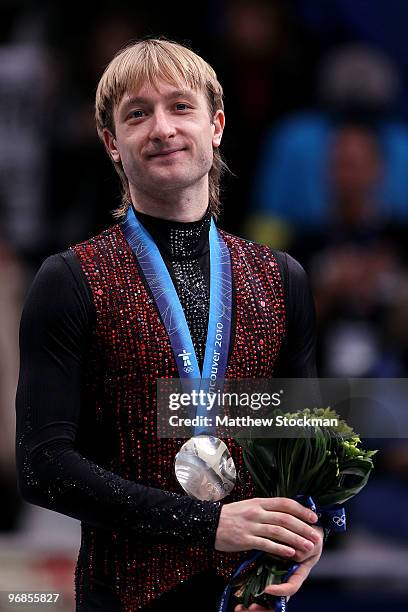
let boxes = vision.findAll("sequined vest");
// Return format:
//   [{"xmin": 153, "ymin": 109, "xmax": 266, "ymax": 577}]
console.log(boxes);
[{"xmin": 71, "ymin": 223, "xmax": 286, "ymax": 611}]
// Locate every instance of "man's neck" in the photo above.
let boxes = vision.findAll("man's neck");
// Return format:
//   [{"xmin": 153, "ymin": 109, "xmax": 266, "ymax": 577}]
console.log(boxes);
[{"xmin": 129, "ymin": 182, "xmax": 209, "ymax": 222}]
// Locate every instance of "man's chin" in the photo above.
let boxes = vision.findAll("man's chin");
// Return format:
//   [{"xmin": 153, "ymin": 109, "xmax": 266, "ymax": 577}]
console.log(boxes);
[{"xmin": 144, "ymin": 171, "xmax": 198, "ymax": 191}]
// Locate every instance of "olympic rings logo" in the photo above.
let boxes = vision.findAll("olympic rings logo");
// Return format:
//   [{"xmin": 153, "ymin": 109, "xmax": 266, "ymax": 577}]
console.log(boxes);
[{"xmin": 332, "ymin": 515, "xmax": 346, "ymax": 527}]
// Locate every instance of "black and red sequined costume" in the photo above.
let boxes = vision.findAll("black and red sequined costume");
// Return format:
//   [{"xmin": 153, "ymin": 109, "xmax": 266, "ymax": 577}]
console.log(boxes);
[{"xmin": 16, "ymin": 209, "xmax": 316, "ymax": 611}]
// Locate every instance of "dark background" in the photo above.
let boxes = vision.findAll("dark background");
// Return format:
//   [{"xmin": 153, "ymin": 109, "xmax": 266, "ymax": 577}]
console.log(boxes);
[{"xmin": 1, "ymin": 1, "xmax": 408, "ymax": 610}]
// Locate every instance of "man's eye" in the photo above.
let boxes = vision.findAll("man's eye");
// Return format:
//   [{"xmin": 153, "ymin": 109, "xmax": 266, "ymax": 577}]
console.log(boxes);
[
  {"xmin": 128, "ymin": 110, "xmax": 144, "ymax": 119},
  {"xmin": 175, "ymin": 103, "xmax": 189, "ymax": 111}
]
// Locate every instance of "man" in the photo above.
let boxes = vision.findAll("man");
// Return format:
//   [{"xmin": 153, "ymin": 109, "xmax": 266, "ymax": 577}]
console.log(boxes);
[{"xmin": 16, "ymin": 38, "xmax": 322, "ymax": 611}]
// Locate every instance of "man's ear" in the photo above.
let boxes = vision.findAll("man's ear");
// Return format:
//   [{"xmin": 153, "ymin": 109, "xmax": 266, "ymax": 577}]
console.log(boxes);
[
  {"xmin": 212, "ymin": 110, "xmax": 225, "ymax": 148},
  {"xmin": 103, "ymin": 128, "xmax": 121, "ymax": 163}
]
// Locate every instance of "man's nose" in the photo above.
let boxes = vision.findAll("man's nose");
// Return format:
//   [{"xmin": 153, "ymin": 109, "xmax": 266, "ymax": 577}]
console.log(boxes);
[{"xmin": 149, "ymin": 109, "xmax": 176, "ymax": 140}]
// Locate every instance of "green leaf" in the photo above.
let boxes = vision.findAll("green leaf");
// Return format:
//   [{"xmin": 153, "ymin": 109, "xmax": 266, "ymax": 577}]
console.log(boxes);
[{"xmin": 233, "ymin": 407, "xmax": 377, "ymax": 606}]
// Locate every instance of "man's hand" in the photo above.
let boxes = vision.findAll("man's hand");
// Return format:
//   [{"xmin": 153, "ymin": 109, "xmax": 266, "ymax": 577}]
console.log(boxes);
[
  {"xmin": 215, "ymin": 497, "xmax": 320, "ymax": 558},
  {"xmin": 233, "ymin": 526, "xmax": 324, "ymax": 611}
]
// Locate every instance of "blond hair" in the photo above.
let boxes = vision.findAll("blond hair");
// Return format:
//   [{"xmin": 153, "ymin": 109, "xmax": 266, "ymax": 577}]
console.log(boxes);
[{"xmin": 95, "ymin": 37, "xmax": 229, "ymax": 219}]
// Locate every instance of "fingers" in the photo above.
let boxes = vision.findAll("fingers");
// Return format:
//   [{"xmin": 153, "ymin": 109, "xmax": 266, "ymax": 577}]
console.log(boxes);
[
  {"xmin": 258, "ymin": 497, "xmax": 318, "ymax": 524},
  {"xmin": 264, "ymin": 554, "xmax": 318, "ymax": 598},
  {"xmin": 249, "ymin": 522, "xmax": 320, "ymax": 557},
  {"xmin": 293, "ymin": 526, "xmax": 324, "ymax": 562},
  {"xmin": 249, "ymin": 535, "xmax": 296, "ymax": 557},
  {"xmin": 260, "ymin": 511, "xmax": 320, "ymax": 542},
  {"xmin": 255, "ymin": 520, "xmax": 318, "ymax": 552},
  {"xmin": 293, "ymin": 546, "xmax": 318, "ymax": 563},
  {"xmin": 215, "ymin": 497, "xmax": 320, "ymax": 555}
]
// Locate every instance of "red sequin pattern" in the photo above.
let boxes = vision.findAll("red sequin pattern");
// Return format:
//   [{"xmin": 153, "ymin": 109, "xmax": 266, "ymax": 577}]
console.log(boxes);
[{"xmin": 71, "ymin": 224, "xmax": 286, "ymax": 610}]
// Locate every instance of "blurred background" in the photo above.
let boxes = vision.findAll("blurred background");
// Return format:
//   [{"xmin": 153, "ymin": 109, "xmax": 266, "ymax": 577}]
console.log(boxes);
[{"xmin": 1, "ymin": 0, "xmax": 408, "ymax": 610}]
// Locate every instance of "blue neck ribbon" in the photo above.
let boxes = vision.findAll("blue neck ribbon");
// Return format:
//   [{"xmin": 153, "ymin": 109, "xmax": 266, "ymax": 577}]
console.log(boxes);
[{"xmin": 122, "ymin": 205, "xmax": 232, "ymax": 435}]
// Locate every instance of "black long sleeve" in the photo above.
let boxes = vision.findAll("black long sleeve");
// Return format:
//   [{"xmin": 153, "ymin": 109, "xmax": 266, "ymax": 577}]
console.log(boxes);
[
  {"xmin": 15, "ymin": 241, "xmax": 316, "ymax": 546},
  {"xmin": 15, "ymin": 252, "xmax": 222, "ymax": 547},
  {"xmin": 273, "ymin": 251, "xmax": 317, "ymax": 378}
]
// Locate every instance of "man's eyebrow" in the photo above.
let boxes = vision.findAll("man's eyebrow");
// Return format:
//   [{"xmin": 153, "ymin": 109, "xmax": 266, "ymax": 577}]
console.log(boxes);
[{"xmin": 119, "ymin": 90, "xmax": 198, "ymax": 112}]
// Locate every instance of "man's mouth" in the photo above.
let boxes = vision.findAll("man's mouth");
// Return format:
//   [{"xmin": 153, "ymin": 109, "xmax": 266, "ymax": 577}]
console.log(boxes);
[{"xmin": 149, "ymin": 148, "xmax": 185, "ymax": 158}]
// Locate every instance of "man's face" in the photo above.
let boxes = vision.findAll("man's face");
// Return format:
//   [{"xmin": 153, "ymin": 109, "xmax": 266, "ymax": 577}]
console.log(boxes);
[
  {"xmin": 331, "ymin": 127, "xmax": 381, "ymax": 200},
  {"xmin": 104, "ymin": 80, "xmax": 224, "ymax": 198}
]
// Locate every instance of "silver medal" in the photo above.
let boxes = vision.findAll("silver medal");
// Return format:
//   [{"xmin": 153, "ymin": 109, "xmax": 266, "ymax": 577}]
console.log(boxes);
[{"xmin": 174, "ymin": 435, "xmax": 236, "ymax": 501}]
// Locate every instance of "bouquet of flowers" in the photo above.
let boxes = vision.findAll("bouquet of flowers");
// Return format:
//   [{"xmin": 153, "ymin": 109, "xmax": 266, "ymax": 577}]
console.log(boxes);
[{"xmin": 232, "ymin": 407, "xmax": 377, "ymax": 609}]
